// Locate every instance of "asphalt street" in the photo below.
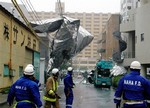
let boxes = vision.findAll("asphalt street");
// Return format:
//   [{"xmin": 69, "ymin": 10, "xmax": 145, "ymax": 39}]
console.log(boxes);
[{"xmin": 0, "ymin": 78, "xmax": 116, "ymax": 108}]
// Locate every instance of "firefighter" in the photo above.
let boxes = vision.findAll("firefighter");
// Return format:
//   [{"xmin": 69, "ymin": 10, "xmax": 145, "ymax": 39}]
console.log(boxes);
[
  {"xmin": 114, "ymin": 61, "xmax": 150, "ymax": 108},
  {"xmin": 26, "ymin": 64, "xmax": 41, "ymax": 87},
  {"xmin": 64, "ymin": 67, "xmax": 75, "ymax": 108},
  {"xmin": 7, "ymin": 64, "xmax": 42, "ymax": 108},
  {"xmin": 43, "ymin": 68, "xmax": 61, "ymax": 108}
]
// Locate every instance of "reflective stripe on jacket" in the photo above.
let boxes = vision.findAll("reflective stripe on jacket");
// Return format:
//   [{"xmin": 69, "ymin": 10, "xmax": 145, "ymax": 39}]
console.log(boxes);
[
  {"xmin": 43, "ymin": 95, "xmax": 56, "ymax": 102},
  {"xmin": 13, "ymin": 100, "xmax": 34, "ymax": 108}
]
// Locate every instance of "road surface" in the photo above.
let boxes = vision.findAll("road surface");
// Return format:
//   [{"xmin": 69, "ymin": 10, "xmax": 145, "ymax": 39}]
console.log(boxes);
[{"xmin": 0, "ymin": 78, "xmax": 116, "ymax": 108}]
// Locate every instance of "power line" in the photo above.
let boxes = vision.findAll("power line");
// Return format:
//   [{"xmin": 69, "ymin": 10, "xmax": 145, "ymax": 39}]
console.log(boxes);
[
  {"xmin": 11, "ymin": 0, "xmax": 49, "ymax": 48},
  {"xmin": 21, "ymin": 0, "xmax": 43, "ymax": 25}
]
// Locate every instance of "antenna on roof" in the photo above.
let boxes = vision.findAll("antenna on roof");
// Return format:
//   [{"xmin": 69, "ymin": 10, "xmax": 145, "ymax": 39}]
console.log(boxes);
[{"xmin": 57, "ymin": 0, "xmax": 63, "ymax": 17}]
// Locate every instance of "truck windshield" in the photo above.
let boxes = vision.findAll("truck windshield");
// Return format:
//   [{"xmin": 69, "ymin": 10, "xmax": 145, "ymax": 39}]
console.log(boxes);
[{"xmin": 97, "ymin": 69, "xmax": 110, "ymax": 77}]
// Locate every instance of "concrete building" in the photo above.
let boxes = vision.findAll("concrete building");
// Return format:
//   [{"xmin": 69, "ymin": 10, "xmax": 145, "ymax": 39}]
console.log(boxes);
[
  {"xmin": 28, "ymin": 2, "xmax": 111, "ymax": 70},
  {"xmin": 120, "ymin": 0, "xmax": 150, "ymax": 77},
  {"xmin": 0, "ymin": 2, "xmax": 53, "ymax": 86},
  {"xmin": 120, "ymin": 0, "xmax": 140, "ymax": 23},
  {"xmin": 99, "ymin": 14, "xmax": 120, "ymax": 61},
  {"xmin": 0, "ymin": 5, "xmax": 40, "ymax": 89}
]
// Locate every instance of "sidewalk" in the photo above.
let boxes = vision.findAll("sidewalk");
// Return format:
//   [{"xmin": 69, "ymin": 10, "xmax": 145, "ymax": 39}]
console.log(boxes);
[{"xmin": 0, "ymin": 93, "xmax": 8, "ymax": 105}]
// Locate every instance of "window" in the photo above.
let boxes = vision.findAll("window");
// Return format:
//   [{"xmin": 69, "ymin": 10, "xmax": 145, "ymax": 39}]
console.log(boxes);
[
  {"xmin": 80, "ymin": 61, "xmax": 87, "ymax": 64},
  {"xmin": 3, "ymin": 64, "xmax": 9, "ymax": 76},
  {"xmin": 136, "ymin": 1, "xmax": 139, "ymax": 8},
  {"xmin": 89, "ymin": 61, "xmax": 96, "ymax": 64},
  {"xmin": 127, "ymin": 6, "xmax": 131, "ymax": 10},
  {"xmin": 141, "ymin": 33, "xmax": 144, "ymax": 41}
]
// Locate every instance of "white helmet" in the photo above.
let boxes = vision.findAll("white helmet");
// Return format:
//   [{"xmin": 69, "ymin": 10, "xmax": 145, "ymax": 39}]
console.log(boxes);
[
  {"xmin": 26, "ymin": 64, "xmax": 34, "ymax": 68},
  {"xmin": 24, "ymin": 65, "xmax": 35, "ymax": 75},
  {"xmin": 52, "ymin": 68, "xmax": 59, "ymax": 75},
  {"xmin": 130, "ymin": 61, "xmax": 141, "ymax": 70},
  {"xmin": 67, "ymin": 67, "xmax": 73, "ymax": 71}
]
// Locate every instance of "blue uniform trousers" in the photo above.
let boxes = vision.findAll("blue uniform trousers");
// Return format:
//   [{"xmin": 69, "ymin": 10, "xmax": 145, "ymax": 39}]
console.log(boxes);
[
  {"xmin": 65, "ymin": 89, "xmax": 73, "ymax": 108},
  {"xmin": 66, "ymin": 96, "xmax": 73, "ymax": 108}
]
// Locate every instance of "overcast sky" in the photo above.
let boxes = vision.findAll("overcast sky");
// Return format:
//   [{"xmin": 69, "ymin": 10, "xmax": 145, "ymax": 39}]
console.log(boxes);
[{"xmin": 0, "ymin": 0, "xmax": 121, "ymax": 13}]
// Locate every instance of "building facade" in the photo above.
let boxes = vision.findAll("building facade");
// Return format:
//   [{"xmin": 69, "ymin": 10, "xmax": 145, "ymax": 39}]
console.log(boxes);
[
  {"xmin": 120, "ymin": 0, "xmax": 140, "ymax": 24},
  {"xmin": 0, "ymin": 5, "xmax": 40, "ymax": 89},
  {"xmin": 120, "ymin": 0, "xmax": 150, "ymax": 77},
  {"xmin": 99, "ymin": 14, "xmax": 120, "ymax": 61}
]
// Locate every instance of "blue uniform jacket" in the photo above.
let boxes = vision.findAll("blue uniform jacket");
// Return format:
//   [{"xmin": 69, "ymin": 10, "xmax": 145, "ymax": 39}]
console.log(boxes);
[
  {"xmin": 114, "ymin": 71, "xmax": 150, "ymax": 104},
  {"xmin": 7, "ymin": 76, "xmax": 42, "ymax": 108},
  {"xmin": 64, "ymin": 73, "xmax": 74, "ymax": 95}
]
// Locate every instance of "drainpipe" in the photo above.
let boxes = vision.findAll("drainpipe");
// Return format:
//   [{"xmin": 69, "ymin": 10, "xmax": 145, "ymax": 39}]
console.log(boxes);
[{"xmin": 9, "ymin": 11, "xmax": 13, "ymax": 72}]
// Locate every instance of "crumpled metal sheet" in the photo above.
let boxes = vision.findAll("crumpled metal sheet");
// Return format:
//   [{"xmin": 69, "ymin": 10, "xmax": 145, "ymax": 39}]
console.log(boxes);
[
  {"xmin": 76, "ymin": 26, "xmax": 94, "ymax": 53},
  {"xmin": 31, "ymin": 17, "xmax": 64, "ymax": 33},
  {"xmin": 110, "ymin": 64, "xmax": 127, "ymax": 76},
  {"xmin": 51, "ymin": 18, "xmax": 93, "ymax": 68},
  {"xmin": 113, "ymin": 31, "xmax": 127, "ymax": 63},
  {"xmin": 32, "ymin": 16, "xmax": 93, "ymax": 70},
  {"xmin": 96, "ymin": 60, "xmax": 113, "ymax": 69}
]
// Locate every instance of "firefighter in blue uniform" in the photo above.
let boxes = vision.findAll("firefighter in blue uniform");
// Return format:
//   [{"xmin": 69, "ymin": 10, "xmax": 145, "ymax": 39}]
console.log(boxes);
[
  {"xmin": 7, "ymin": 64, "xmax": 42, "ymax": 108},
  {"xmin": 26, "ymin": 64, "xmax": 41, "ymax": 87},
  {"xmin": 114, "ymin": 61, "xmax": 150, "ymax": 108},
  {"xmin": 64, "ymin": 67, "xmax": 75, "ymax": 108}
]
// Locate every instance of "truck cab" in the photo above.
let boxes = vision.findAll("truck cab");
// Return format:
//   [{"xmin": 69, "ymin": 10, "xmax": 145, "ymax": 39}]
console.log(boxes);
[
  {"xmin": 94, "ymin": 68, "xmax": 112, "ymax": 88},
  {"xmin": 93, "ymin": 60, "xmax": 113, "ymax": 89}
]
